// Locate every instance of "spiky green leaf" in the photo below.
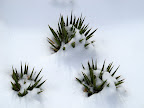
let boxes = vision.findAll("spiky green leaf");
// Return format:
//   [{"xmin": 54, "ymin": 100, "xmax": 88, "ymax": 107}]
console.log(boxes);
[
  {"xmin": 86, "ymin": 29, "xmax": 97, "ymax": 40},
  {"xmin": 82, "ymin": 64, "xmax": 85, "ymax": 70},
  {"xmin": 21, "ymin": 63, "xmax": 23, "ymax": 78},
  {"xmin": 71, "ymin": 42, "xmax": 75, "ymax": 48},
  {"xmin": 34, "ymin": 69, "xmax": 42, "ymax": 82},
  {"xmin": 36, "ymin": 80, "xmax": 46, "ymax": 88},
  {"xmin": 85, "ymin": 29, "xmax": 91, "ymax": 36},
  {"xmin": 82, "ymin": 72, "xmax": 91, "ymax": 86},
  {"xmin": 111, "ymin": 66, "xmax": 120, "ymax": 77},
  {"xmin": 76, "ymin": 78, "xmax": 82, "ymax": 84}
]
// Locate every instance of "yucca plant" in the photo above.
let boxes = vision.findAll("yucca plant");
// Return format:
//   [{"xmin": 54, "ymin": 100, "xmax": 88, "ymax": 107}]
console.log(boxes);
[
  {"xmin": 48, "ymin": 13, "xmax": 97, "ymax": 52},
  {"xmin": 76, "ymin": 60, "xmax": 124, "ymax": 97},
  {"xmin": 11, "ymin": 63, "xmax": 46, "ymax": 97}
]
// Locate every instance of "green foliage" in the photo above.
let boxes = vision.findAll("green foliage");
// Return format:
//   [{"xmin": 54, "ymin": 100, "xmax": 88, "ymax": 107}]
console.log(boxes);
[
  {"xmin": 18, "ymin": 89, "xmax": 28, "ymax": 97},
  {"xmin": 48, "ymin": 13, "xmax": 97, "ymax": 52},
  {"xmin": 11, "ymin": 63, "xmax": 46, "ymax": 97},
  {"xmin": 84, "ymin": 43, "xmax": 90, "ymax": 48},
  {"xmin": 63, "ymin": 47, "xmax": 66, "ymax": 50},
  {"xmin": 71, "ymin": 42, "xmax": 75, "ymax": 48},
  {"xmin": 76, "ymin": 60, "xmax": 124, "ymax": 97},
  {"xmin": 79, "ymin": 39, "xmax": 84, "ymax": 43}
]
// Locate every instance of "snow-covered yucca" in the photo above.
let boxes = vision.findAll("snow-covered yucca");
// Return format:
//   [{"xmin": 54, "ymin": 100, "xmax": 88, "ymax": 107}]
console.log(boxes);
[
  {"xmin": 76, "ymin": 60, "xmax": 124, "ymax": 97},
  {"xmin": 11, "ymin": 63, "xmax": 46, "ymax": 97},
  {"xmin": 48, "ymin": 13, "xmax": 97, "ymax": 52}
]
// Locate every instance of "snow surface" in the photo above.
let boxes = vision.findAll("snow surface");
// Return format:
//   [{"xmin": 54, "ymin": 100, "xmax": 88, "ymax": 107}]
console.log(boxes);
[{"xmin": 0, "ymin": 0, "xmax": 144, "ymax": 108}]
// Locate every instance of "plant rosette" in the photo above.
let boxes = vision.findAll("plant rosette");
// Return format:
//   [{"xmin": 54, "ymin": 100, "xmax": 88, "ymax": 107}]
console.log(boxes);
[
  {"xmin": 48, "ymin": 13, "xmax": 97, "ymax": 53},
  {"xmin": 11, "ymin": 63, "xmax": 46, "ymax": 97},
  {"xmin": 76, "ymin": 60, "xmax": 125, "ymax": 97}
]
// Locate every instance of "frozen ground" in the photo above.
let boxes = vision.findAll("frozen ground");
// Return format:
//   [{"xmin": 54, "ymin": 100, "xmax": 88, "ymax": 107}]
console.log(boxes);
[{"xmin": 0, "ymin": 0, "xmax": 144, "ymax": 108}]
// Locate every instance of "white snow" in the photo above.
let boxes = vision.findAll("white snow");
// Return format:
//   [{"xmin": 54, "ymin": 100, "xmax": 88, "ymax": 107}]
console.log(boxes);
[{"xmin": 0, "ymin": 0, "xmax": 144, "ymax": 108}]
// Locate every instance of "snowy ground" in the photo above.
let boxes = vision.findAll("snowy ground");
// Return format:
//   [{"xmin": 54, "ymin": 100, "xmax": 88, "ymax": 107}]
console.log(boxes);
[{"xmin": 0, "ymin": 0, "xmax": 144, "ymax": 108}]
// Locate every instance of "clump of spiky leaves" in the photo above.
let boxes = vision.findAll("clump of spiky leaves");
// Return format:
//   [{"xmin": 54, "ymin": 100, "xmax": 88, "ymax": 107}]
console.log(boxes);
[
  {"xmin": 76, "ymin": 60, "xmax": 124, "ymax": 97},
  {"xmin": 48, "ymin": 13, "xmax": 97, "ymax": 52},
  {"xmin": 11, "ymin": 63, "xmax": 46, "ymax": 97}
]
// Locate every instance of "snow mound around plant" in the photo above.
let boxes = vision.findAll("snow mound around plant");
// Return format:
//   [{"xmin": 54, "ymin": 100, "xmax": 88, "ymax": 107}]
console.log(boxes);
[
  {"xmin": 75, "ymin": 65, "xmax": 127, "ymax": 108},
  {"xmin": 53, "ymin": 25, "xmax": 97, "ymax": 69}
]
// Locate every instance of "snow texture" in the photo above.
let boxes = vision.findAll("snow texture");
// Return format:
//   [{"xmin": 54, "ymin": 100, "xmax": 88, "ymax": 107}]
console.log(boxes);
[{"xmin": 0, "ymin": 0, "xmax": 144, "ymax": 108}]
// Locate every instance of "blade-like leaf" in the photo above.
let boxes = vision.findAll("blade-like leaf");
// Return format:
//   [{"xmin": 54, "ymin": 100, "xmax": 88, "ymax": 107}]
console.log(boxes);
[
  {"xmin": 34, "ymin": 69, "xmax": 42, "ymax": 82},
  {"xmin": 21, "ymin": 62, "xmax": 23, "ymax": 78},
  {"xmin": 36, "ymin": 80, "xmax": 46, "ymax": 88},
  {"xmin": 96, "ymin": 80, "xmax": 107, "ymax": 92},
  {"xmin": 85, "ymin": 29, "xmax": 91, "ymax": 36},
  {"xmin": 73, "ymin": 16, "xmax": 76, "ymax": 25},
  {"xmin": 48, "ymin": 25, "xmax": 61, "ymax": 46},
  {"xmin": 82, "ymin": 72, "xmax": 91, "ymax": 86},
  {"xmin": 115, "ymin": 81, "xmax": 124, "ymax": 86},
  {"xmin": 107, "ymin": 62, "xmax": 113, "ymax": 72},
  {"xmin": 88, "ymin": 61, "xmax": 91, "ymax": 70},
  {"xmin": 12, "ymin": 70, "xmax": 18, "ymax": 82},
  {"xmin": 29, "ymin": 68, "xmax": 34, "ymax": 80},
  {"xmin": 116, "ymin": 75, "xmax": 121, "ymax": 79},
  {"xmin": 66, "ymin": 16, "xmax": 68, "ymax": 26},
  {"xmin": 89, "ymin": 68, "xmax": 94, "ymax": 85},
  {"xmin": 99, "ymin": 60, "xmax": 105, "ymax": 79},
  {"xmin": 26, "ymin": 65, "xmax": 28, "ymax": 74},
  {"xmin": 28, "ymin": 77, "xmax": 43, "ymax": 90},
  {"xmin": 83, "ymin": 84, "xmax": 90, "ymax": 92},
  {"xmin": 47, "ymin": 37, "xmax": 55, "ymax": 44},
  {"xmin": 75, "ymin": 18, "xmax": 79, "ymax": 28},
  {"xmin": 47, "ymin": 38, "xmax": 59, "ymax": 50},
  {"xmin": 70, "ymin": 12, "xmax": 73, "ymax": 24},
  {"xmin": 95, "ymin": 60, "xmax": 97, "ymax": 70},
  {"xmin": 11, "ymin": 82, "xmax": 20, "ymax": 91},
  {"xmin": 111, "ymin": 66, "xmax": 120, "ymax": 77},
  {"xmin": 86, "ymin": 29, "xmax": 97, "ymax": 40},
  {"xmin": 76, "ymin": 78, "xmax": 82, "ymax": 84},
  {"xmin": 82, "ymin": 64, "xmax": 85, "ymax": 70},
  {"xmin": 24, "ymin": 64, "xmax": 27, "ymax": 74},
  {"xmin": 92, "ymin": 59, "xmax": 94, "ymax": 69}
]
